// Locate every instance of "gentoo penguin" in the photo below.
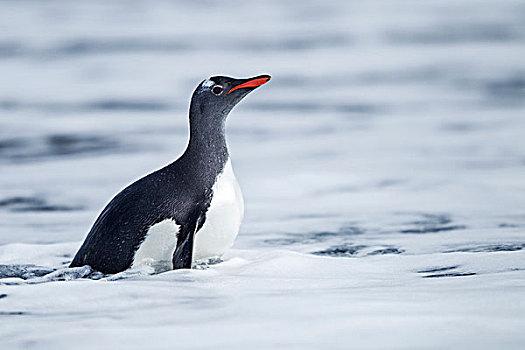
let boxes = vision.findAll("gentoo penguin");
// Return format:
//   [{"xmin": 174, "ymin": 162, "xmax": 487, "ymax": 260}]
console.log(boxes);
[{"xmin": 70, "ymin": 74, "xmax": 271, "ymax": 274}]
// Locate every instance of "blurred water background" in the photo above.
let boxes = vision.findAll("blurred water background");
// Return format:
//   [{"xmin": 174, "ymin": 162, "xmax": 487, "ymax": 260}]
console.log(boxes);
[{"xmin": 1, "ymin": 1, "xmax": 524, "ymax": 348}]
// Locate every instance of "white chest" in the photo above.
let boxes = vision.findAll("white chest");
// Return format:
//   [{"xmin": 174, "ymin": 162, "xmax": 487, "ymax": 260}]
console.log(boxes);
[
  {"xmin": 193, "ymin": 159, "xmax": 244, "ymax": 261},
  {"xmin": 131, "ymin": 159, "xmax": 243, "ymax": 270}
]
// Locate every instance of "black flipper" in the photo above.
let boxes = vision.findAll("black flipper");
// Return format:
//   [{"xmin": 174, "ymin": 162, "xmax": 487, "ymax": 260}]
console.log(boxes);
[
  {"xmin": 172, "ymin": 223, "xmax": 196, "ymax": 269},
  {"xmin": 172, "ymin": 201, "xmax": 209, "ymax": 269}
]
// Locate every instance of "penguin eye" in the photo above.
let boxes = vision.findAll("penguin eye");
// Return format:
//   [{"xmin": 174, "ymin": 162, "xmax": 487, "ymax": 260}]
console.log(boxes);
[{"xmin": 212, "ymin": 85, "xmax": 224, "ymax": 95}]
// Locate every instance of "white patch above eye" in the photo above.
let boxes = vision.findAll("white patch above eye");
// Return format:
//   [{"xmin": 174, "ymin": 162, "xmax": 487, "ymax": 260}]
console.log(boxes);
[{"xmin": 201, "ymin": 79, "xmax": 214, "ymax": 90}]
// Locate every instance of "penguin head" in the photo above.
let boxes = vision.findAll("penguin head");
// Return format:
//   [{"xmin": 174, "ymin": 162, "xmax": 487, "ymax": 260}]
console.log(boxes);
[{"xmin": 190, "ymin": 74, "xmax": 271, "ymax": 122}]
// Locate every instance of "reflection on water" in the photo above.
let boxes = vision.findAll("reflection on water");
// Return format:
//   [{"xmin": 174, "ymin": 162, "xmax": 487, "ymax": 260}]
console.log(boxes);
[
  {"xmin": 0, "ymin": 196, "xmax": 81, "ymax": 212},
  {"xmin": 0, "ymin": 134, "xmax": 126, "ymax": 162}
]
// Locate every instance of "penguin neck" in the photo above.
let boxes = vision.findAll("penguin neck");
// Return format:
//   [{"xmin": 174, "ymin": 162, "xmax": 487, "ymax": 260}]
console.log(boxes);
[{"xmin": 183, "ymin": 106, "xmax": 229, "ymax": 176}]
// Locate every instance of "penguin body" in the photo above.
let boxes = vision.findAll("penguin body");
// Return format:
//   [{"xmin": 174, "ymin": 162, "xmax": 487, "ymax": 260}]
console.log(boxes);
[{"xmin": 70, "ymin": 75, "xmax": 270, "ymax": 274}]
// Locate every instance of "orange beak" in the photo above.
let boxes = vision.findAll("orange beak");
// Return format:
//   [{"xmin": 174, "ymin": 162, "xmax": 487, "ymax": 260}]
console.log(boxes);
[{"xmin": 227, "ymin": 76, "xmax": 271, "ymax": 94}]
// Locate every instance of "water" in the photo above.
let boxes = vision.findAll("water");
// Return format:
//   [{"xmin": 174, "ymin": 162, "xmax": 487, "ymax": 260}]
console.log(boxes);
[{"xmin": 1, "ymin": 0, "xmax": 524, "ymax": 348}]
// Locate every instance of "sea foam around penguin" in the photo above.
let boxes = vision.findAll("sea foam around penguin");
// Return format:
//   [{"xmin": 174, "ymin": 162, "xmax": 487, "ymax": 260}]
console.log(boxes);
[{"xmin": 1, "ymin": 0, "xmax": 525, "ymax": 348}]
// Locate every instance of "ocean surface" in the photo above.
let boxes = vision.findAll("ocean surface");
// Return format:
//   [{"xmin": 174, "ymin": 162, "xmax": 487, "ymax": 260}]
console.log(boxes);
[{"xmin": 1, "ymin": 0, "xmax": 524, "ymax": 348}]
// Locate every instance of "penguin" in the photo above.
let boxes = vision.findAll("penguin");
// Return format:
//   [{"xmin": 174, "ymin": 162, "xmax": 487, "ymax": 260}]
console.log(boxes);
[{"xmin": 70, "ymin": 74, "xmax": 271, "ymax": 274}]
